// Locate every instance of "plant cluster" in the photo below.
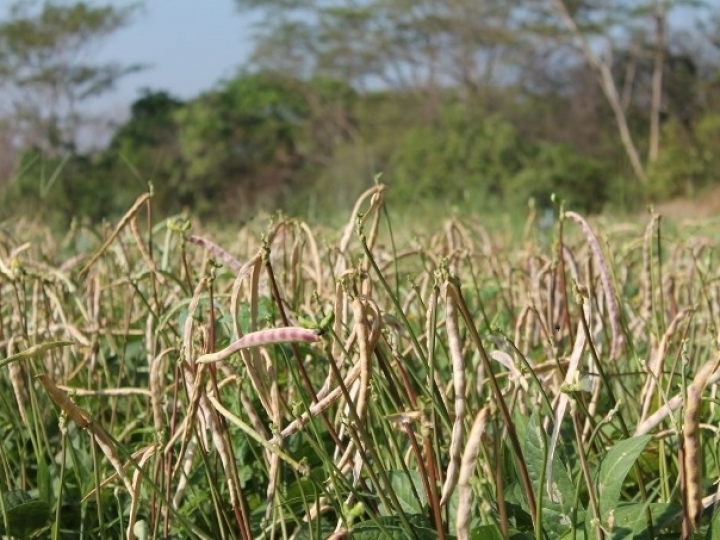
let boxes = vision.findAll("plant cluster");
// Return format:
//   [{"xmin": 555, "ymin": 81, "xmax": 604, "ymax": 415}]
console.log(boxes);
[{"xmin": 1, "ymin": 187, "xmax": 720, "ymax": 539}]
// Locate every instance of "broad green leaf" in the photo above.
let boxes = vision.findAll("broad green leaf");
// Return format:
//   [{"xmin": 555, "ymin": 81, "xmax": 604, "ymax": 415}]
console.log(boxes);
[
  {"xmin": 513, "ymin": 407, "xmax": 528, "ymax": 444},
  {"xmin": 0, "ymin": 490, "xmax": 50, "ymax": 538},
  {"xmin": 521, "ymin": 411, "xmax": 582, "ymax": 537},
  {"xmin": 596, "ymin": 435, "xmax": 652, "ymax": 533},
  {"xmin": 372, "ymin": 469, "xmax": 427, "ymax": 517},
  {"xmin": 446, "ymin": 489, "xmax": 460, "ymax": 537},
  {"xmin": 607, "ymin": 502, "xmax": 681, "ymax": 540},
  {"xmin": 235, "ymin": 297, "xmax": 275, "ymax": 331},
  {"xmin": 504, "ymin": 488, "xmax": 534, "ymax": 530},
  {"xmin": 470, "ymin": 524, "xmax": 504, "ymax": 539},
  {"xmin": 351, "ymin": 514, "xmax": 440, "ymax": 539},
  {"xmin": 385, "ymin": 470, "xmax": 427, "ymax": 515},
  {"xmin": 559, "ymin": 527, "xmax": 588, "ymax": 539},
  {"xmin": 282, "ymin": 476, "xmax": 321, "ymax": 507},
  {"xmin": 37, "ymin": 456, "xmax": 51, "ymax": 505},
  {"xmin": 707, "ymin": 504, "xmax": 720, "ymax": 540}
]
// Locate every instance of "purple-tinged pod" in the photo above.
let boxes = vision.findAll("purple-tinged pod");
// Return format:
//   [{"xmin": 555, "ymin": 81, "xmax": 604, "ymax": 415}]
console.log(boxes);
[{"xmin": 198, "ymin": 327, "xmax": 320, "ymax": 364}]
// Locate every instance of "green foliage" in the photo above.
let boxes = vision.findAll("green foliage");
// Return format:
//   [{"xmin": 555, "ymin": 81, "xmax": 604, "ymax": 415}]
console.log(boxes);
[
  {"xmin": 0, "ymin": 0, "xmax": 719, "ymax": 223},
  {"xmin": 351, "ymin": 514, "xmax": 442, "ymax": 539},
  {"xmin": 649, "ymin": 114, "xmax": 720, "ymax": 199},
  {"xmin": 707, "ymin": 506, "xmax": 720, "ymax": 539},
  {"xmin": 108, "ymin": 90, "xmax": 187, "ymax": 213},
  {"xmin": 596, "ymin": 435, "xmax": 652, "ymax": 534},
  {"xmin": 0, "ymin": 490, "xmax": 50, "ymax": 538},
  {"xmin": 2, "ymin": 194, "xmax": 720, "ymax": 537},
  {"xmin": 389, "ymin": 109, "xmax": 528, "ymax": 209},
  {"xmin": 520, "ymin": 412, "xmax": 581, "ymax": 537},
  {"xmin": 172, "ymin": 72, "xmax": 309, "ymax": 216},
  {"xmin": 236, "ymin": 0, "xmax": 527, "ymax": 93},
  {"xmin": 1, "ymin": 1, "xmax": 718, "ymax": 223},
  {"xmin": 0, "ymin": 73, "xmax": 348, "ymax": 223},
  {"xmin": 610, "ymin": 503, "xmax": 682, "ymax": 539},
  {"xmin": 111, "ymin": 90, "xmax": 184, "ymax": 153},
  {"xmin": 2, "ymin": 148, "xmax": 122, "ymax": 225},
  {"xmin": 388, "ymin": 105, "xmax": 610, "ymax": 214},
  {"xmin": 0, "ymin": 1, "xmax": 137, "ymax": 90},
  {"xmin": 470, "ymin": 525, "xmax": 505, "ymax": 539},
  {"xmin": 506, "ymin": 143, "xmax": 610, "ymax": 213},
  {"xmin": 381, "ymin": 471, "xmax": 427, "ymax": 515}
]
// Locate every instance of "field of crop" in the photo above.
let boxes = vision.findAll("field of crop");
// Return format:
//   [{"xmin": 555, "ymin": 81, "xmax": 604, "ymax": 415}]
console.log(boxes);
[{"xmin": 1, "ymin": 184, "xmax": 720, "ymax": 539}]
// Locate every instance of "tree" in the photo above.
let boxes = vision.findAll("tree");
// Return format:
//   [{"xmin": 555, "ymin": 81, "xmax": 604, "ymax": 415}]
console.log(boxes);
[
  {"xmin": 173, "ymin": 72, "xmax": 313, "ymax": 217},
  {"xmin": 235, "ymin": 0, "xmax": 529, "ymax": 109},
  {"xmin": 0, "ymin": 1, "xmax": 142, "ymax": 155},
  {"xmin": 390, "ymin": 108, "xmax": 528, "ymax": 205},
  {"xmin": 107, "ymin": 90, "xmax": 186, "ymax": 213},
  {"xmin": 527, "ymin": 0, "xmax": 705, "ymax": 186}
]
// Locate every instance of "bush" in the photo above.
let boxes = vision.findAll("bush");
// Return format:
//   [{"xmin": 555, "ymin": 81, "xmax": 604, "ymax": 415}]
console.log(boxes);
[
  {"xmin": 388, "ymin": 107, "xmax": 531, "ymax": 209},
  {"xmin": 505, "ymin": 143, "xmax": 610, "ymax": 213},
  {"xmin": 648, "ymin": 114, "xmax": 720, "ymax": 199},
  {"xmin": 388, "ymin": 104, "xmax": 611, "ymax": 214},
  {"xmin": 1, "ymin": 148, "xmax": 129, "ymax": 225}
]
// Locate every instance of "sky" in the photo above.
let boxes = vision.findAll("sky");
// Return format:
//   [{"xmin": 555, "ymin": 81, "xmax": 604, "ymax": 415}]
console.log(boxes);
[
  {"xmin": 1, "ymin": 0, "xmax": 717, "ymax": 129},
  {"xmin": 90, "ymin": 0, "xmax": 258, "ymax": 114},
  {"xmin": 85, "ymin": 0, "xmax": 715, "ymax": 114}
]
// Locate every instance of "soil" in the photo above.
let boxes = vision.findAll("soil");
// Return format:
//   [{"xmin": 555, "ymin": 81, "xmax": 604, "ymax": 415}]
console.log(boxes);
[{"xmin": 653, "ymin": 185, "xmax": 720, "ymax": 220}]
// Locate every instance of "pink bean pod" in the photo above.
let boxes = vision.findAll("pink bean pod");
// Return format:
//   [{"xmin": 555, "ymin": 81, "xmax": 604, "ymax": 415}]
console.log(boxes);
[
  {"xmin": 198, "ymin": 327, "xmax": 319, "ymax": 364},
  {"xmin": 187, "ymin": 235, "xmax": 243, "ymax": 272}
]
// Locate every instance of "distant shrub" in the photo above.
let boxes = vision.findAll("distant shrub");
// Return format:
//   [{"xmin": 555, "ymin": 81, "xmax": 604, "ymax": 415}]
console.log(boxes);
[
  {"xmin": 389, "ymin": 108, "xmax": 531, "ymax": 209},
  {"xmin": 2, "ymin": 148, "xmax": 128, "ymax": 225},
  {"xmin": 387, "ymin": 104, "xmax": 610, "ymax": 214},
  {"xmin": 648, "ymin": 114, "xmax": 720, "ymax": 199},
  {"xmin": 506, "ymin": 143, "xmax": 610, "ymax": 214}
]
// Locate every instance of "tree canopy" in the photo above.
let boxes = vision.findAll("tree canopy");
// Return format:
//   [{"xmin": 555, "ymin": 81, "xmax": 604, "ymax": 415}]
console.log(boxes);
[
  {"xmin": 2, "ymin": 0, "xmax": 720, "ymax": 223},
  {"xmin": 0, "ymin": 1, "xmax": 141, "ymax": 153}
]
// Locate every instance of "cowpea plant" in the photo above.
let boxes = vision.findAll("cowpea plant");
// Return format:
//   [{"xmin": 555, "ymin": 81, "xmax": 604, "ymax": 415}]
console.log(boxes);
[{"xmin": 0, "ymin": 188, "xmax": 719, "ymax": 539}]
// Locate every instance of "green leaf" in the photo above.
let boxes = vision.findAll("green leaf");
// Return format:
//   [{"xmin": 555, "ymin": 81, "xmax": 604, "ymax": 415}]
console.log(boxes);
[
  {"xmin": 446, "ymin": 489, "xmax": 460, "ymax": 537},
  {"xmin": 707, "ymin": 504, "xmax": 720, "ymax": 540},
  {"xmin": 385, "ymin": 470, "xmax": 427, "ymax": 515},
  {"xmin": 470, "ymin": 524, "xmax": 504, "ymax": 539},
  {"xmin": 0, "ymin": 490, "xmax": 50, "ymax": 538},
  {"xmin": 37, "ymin": 457, "xmax": 51, "ymax": 505},
  {"xmin": 282, "ymin": 475, "xmax": 322, "ymax": 508},
  {"xmin": 504, "ymin": 497, "xmax": 534, "ymax": 532},
  {"xmin": 293, "ymin": 518, "xmax": 336, "ymax": 539},
  {"xmin": 351, "ymin": 515, "xmax": 439, "ymax": 539},
  {"xmin": 608, "ymin": 502, "xmax": 681, "ymax": 540},
  {"xmin": 596, "ymin": 435, "xmax": 652, "ymax": 533},
  {"xmin": 559, "ymin": 527, "xmax": 588, "ymax": 539},
  {"xmin": 521, "ymin": 411, "xmax": 582, "ymax": 537}
]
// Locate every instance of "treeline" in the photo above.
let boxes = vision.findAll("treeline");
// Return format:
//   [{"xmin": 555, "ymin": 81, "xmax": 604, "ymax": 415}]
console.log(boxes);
[{"xmin": 1, "ymin": 1, "xmax": 719, "ymax": 223}]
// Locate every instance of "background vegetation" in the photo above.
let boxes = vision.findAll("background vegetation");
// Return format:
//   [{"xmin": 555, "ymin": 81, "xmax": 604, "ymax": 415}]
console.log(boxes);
[
  {"xmin": 0, "ymin": 0, "xmax": 719, "ymax": 224},
  {"xmin": 3, "ymin": 3, "xmax": 720, "ymax": 539}
]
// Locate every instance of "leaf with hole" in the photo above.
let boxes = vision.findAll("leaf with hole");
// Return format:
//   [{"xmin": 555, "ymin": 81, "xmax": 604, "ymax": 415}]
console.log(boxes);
[
  {"xmin": 521, "ymin": 410, "xmax": 582, "ymax": 537},
  {"xmin": 596, "ymin": 435, "xmax": 652, "ymax": 534},
  {"xmin": 607, "ymin": 502, "xmax": 681, "ymax": 539}
]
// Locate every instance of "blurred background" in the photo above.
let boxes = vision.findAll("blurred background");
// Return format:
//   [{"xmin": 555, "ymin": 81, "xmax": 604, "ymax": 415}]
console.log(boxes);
[{"xmin": 0, "ymin": 0, "xmax": 718, "ymax": 225}]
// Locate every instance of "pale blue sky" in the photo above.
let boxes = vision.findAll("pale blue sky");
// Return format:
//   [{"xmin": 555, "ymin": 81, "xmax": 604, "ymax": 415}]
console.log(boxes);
[
  {"xmin": 3, "ymin": 0, "xmax": 717, "ymax": 122},
  {"xmin": 94, "ymin": 0, "xmax": 715, "ymax": 113},
  {"xmin": 94, "ymin": 0, "xmax": 257, "ymax": 110}
]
